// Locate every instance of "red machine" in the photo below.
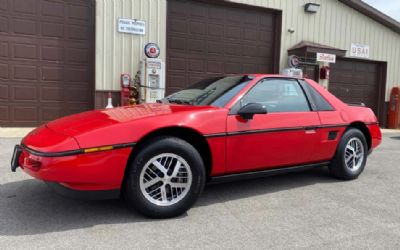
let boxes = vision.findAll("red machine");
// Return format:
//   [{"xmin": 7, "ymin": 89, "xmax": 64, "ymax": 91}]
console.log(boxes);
[
  {"xmin": 120, "ymin": 74, "xmax": 131, "ymax": 106},
  {"xmin": 388, "ymin": 87, "xmax": 400, "ymax": 129},
  {"xmin": 319, "ymin": 66, "xmax": 330, "ymax": 80}
]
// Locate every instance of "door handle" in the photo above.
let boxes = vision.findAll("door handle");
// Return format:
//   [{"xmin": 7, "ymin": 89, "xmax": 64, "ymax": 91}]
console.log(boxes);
[{"xmin": 305, "ymin": 127, "xmax": 317, "ymax": 134}]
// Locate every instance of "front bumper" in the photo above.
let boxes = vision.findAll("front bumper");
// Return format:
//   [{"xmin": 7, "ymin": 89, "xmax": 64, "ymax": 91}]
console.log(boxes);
[
  {"xmin": 13, "ymin": 144, "xmax": 133, "ymax": 191},
  {"xmin": 11, "ymin": 145, "xmax": 22, "ymax": 172}
]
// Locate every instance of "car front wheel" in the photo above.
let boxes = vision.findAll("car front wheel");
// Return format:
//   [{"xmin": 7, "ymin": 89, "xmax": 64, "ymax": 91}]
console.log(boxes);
[
  {"xmin": 124, "ymin": 137, "xmax": 205, "ymax": 218},
  {"xmin": 329, "ymin": 128, "xmax": 368, "ymax": 180}
]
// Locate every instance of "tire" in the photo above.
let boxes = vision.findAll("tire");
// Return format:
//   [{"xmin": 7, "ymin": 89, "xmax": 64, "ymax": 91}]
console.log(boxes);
[
  {"xmin": 124, "ymin": 136, "xmax": 206, "ymax": 218},
  {"xmin": 329, "ymin": 128, "xmax": 368, "ymax": 180}
]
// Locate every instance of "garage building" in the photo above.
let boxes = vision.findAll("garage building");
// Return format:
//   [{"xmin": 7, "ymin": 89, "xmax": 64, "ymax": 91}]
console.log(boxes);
[{"xmin": 1, "ymin": 0, "xmax": 400, "ymax": 127}]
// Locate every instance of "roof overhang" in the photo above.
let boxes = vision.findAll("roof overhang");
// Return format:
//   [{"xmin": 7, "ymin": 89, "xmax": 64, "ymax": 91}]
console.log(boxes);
[
  {"xmin": 339, "ymin": 0, "xmax": 400, "ymax": 34},
  {"xmin": 288, "ymin": 41, "xmax": 347, "ymax": 57}
]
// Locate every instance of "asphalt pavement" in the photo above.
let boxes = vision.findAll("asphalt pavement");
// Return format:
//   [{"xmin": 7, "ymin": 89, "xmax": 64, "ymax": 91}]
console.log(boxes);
[{"xmin": 1, "ymin": 132, "xmax": 400, "ymax": 249}]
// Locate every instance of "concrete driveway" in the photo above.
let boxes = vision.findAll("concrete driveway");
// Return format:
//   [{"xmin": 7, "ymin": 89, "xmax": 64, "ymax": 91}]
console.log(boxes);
[{"xmin": 1, "ymin": 132, "xmax": 400, "ymax": 249}]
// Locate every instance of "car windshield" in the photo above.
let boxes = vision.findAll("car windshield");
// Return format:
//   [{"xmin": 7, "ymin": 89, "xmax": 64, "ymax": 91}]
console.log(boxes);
[{"xmin": 161, "ymin": 75, "xmax": 252, "ymax": 107}]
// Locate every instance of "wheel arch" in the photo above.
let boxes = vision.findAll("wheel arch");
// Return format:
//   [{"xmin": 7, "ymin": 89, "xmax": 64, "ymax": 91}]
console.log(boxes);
[
  {"xmin": 346, "ymin": 122, "xmax": 372, "ymax": 150},
  {"xmin": 122, "ymin": 126, "xmax": 213, "ymax": 189}
]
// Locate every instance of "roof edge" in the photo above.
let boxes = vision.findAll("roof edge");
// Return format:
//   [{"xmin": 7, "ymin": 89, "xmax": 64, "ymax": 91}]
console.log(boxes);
[{"xmin": 339, "ymin": 0, "xmax": 400, "ymax": 34}]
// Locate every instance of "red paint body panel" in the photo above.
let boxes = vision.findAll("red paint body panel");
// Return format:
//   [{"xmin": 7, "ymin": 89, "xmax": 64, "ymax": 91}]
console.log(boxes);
[
  {"xmin": 23, "ymin": 125, "xmax": 79, "ymax": 152},
  {"xmin": 19, "ymin": 147, "xmax": 132, "ymax": 190},
  {"xmin": 18, "ymin": 74, "xmax": 382, "ymax": 191},
  {"xmin": 226, "ymin": 112, "xmax": 321, "ymax": 173}
]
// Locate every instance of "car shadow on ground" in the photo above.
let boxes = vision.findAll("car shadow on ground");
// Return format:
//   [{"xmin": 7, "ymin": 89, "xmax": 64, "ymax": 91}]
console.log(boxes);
[{"xmin": 0, "ymin": 167, "xmax": 337, "ymax": 236}]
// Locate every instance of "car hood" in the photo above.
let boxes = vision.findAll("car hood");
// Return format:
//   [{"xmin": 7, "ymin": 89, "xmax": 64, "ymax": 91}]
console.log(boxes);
[{"xmin": 46, "ymin": 103, "xmax": 215, "ymax": 137}]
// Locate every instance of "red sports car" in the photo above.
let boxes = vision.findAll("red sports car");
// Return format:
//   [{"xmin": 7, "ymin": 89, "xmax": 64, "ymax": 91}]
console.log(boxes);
[{"xmin": 11, "ymin": 75, "xmax": 381, "ymax": 218}]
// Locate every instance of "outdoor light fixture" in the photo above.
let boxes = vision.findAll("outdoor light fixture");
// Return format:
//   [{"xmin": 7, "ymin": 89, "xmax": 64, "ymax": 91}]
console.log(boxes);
[{"xmin": 304, "ymin": 3, "xmax": 320, "ymax": 13}]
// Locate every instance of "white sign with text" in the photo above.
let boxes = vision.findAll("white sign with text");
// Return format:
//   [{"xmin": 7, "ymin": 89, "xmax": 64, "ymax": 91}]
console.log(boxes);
[
  {"xmin": 316, "ymin": 53, "xmax": 336, "ymax": 63},
  {"xmin": 350, "ymin": 44, "xmax": 370, "ymax": 58},
  {"xmin": 118, "ymin": 18, "xmax": 146, "ymax": 35}
]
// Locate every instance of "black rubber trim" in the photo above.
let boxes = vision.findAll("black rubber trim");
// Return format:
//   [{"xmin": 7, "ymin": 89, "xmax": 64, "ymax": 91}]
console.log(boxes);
[
  {"xmin": 365, "ymin": 122, "xmax": 379, "ymax": 126},
  {"xmin": 20, "ymin": 142, "xmax": 136, "ymax": 158},
  {"xmin": 209, "ymin": 161, "xmax": 330, "ymax": 184},
  {"xmin": 205, "ymin": 124, "xmax": 349, "ymax": 138}
]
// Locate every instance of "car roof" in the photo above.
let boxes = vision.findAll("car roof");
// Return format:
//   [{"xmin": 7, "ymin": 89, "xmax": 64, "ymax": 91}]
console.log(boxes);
[{"xmin": 241, "ymin": 74, "xmax": 306, "ymax": 81}]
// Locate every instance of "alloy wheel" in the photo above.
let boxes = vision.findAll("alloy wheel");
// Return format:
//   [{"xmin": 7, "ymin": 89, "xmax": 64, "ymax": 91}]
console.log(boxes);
[
  {"xmin": 139, "ymin": 153, "xmax": 192, "ymax": 206},
  {"xmin": 344, "ymin": 137, "xmax": 365, "ymax": 172}
]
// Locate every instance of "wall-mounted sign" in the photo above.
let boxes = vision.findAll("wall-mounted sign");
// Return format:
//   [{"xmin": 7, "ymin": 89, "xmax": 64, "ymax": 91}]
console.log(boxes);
[
  {"xmin": 350, "ymin": 43, "xmax": 370, "ymax": 58},
  {"xmin": 144, "ymin": 43, "xmax": 160, "ymax": 58},
  {"xmin": 316, "ymin": 53, "xmax": 336, "ymax": 63},
  {"xmin": 118, "ymin": 18, "xmax": 145, "ymax": 35},
  {"xmin": 288, "ymin": 55, "xmax": 300, "ymax": 68}
]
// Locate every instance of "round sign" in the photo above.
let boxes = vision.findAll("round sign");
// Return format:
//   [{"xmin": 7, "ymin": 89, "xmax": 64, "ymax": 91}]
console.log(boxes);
[
  {"xmin": 144, "ymin": 43, "xmax": 160, "ymax": 58},
  {"xmin": 288, "ymin": 55, "xmax": 300, "ymax": 68}
]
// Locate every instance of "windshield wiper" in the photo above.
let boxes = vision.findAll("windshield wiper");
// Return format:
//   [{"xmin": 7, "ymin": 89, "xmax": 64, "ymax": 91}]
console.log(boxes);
[{"xmin": 167, "ymin": 99, "xmax": 192, "ymax": 105}]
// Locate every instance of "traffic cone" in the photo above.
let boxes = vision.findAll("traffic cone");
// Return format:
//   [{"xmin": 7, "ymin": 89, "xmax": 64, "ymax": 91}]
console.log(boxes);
[{"xmin": 106, "ymin": 92, "xmax": 114, "ymax": 109}]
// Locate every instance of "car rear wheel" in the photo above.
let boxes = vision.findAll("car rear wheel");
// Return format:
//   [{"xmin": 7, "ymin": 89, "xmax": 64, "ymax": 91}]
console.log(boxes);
[
  {"xmin": 329, "ymin": 128, "xmax": 368, "ymax": 180},
  {"xmin": 124, "ymin": 137, "xmax": 205, "ymax": 218}
]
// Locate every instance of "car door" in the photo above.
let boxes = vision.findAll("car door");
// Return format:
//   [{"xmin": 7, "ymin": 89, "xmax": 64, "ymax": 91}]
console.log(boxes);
[{"xmin": 226, "ymin": 78, "xmax": 322, "ymax": 174}]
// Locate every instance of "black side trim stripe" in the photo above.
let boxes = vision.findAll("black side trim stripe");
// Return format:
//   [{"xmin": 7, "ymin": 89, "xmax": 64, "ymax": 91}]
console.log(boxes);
[
  {"xmin": 205, "ymin": 124, "xmax": 349, "ymax": 138},
  {"xmin": 209, "ymin": 161, "xmax": 330, "ymax": 184},
  {"xmin": 21, "ymin": 142, "xmax": 136, "ymax": 158}
]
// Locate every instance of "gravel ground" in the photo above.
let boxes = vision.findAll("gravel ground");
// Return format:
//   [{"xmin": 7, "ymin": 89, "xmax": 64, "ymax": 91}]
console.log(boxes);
[{"xmin": 1, "ymin": 132, "xmax": 400, "ymax": 249}]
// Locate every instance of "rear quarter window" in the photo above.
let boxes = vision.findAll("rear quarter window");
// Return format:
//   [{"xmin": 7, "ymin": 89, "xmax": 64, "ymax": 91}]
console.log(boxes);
[{"xmin": 300, "ymin": 80, "xmax": 334, "ymax": 111}]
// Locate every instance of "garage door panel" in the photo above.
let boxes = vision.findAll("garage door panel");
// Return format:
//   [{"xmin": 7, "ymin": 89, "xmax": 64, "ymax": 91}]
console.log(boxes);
[
  {"xmin": 40, "ymin": 86, "xmax": 63, "ymax": 102},
  {"xmin": 0, "ymin": 105, "xmax": 8, "ymax": 120},
  {"xmin": 0, "ymin": 41, "xmax": 8, "ymax": 57},
  {"xmin": 208, "ymin": 24, "xmax": 224, "ymax": 37},
  {"xmin": 13, "ymin": 85, "xmax": 37, "ymax": 101},
  {"xmin": 330, "ymin": 58, "xmax": 381, "ymax": 115},
  {"xmin": 13, "ymin": 65, "xmax": 37, "ymax": 80},
  {"xmin": 14, "ymin": 18, "xmax": 37, "ymax": 36},
  {"xmin": 41, "ymin": 66, "xmax": 64, "ymax": 82},
  {"xmin": 13, "ymin": 106, "xmax": 38, "ymax": 122},
  {"xmin": 0, "ymin": 0, "xmax": 94, "ymax": 126},
  {"xmin": 0, "ymin": 84, "xmax": 8, "ymax": 99},
  {"xmin": 0, "ymin": 63, "xmax": 9, "ymax": 79},
  {"xmin": 225, "ymin": 26, "xmax": 242, "ymax": 40},
  {"xmin": 41, "ymin": 22, "xmax": 64, "ymax": 38},
  {"xmin": 13, "ymin": 43, "xmax": 37, "ymax": 60},
  {"xmin": 0, "ymin": 0, "xmax": 7, "ymax": 11},
  {"xmin": 41, "ymin": 46, "xmax": 64, "ymax": 61},
  {"xmin": 188, "ymin": 59, "xmax": 204, "ymax": 73},
  {"xmin": 13, "ymin": 0, "xmax": 36, "ymax": 15},
  {"xmin": 209, "ymin": 6, "xmax": 225, "ymax": 21},
  {"xmin": 68, "ymin": 4, "xmax": 91, "ymax": 21},
  {"xmin": 0, "ymin": 16, "xmax": 8, "ymax": 33},
  {"xmin": 42, "ymin": 107, "xmax": 64, "ymax": 122},
  {"xmin": 41, "ymin": 0, "xmax": 65, "ymax": 18},
  {"xmin": 167, "ymin": 0, "xmax": 278, "ymax": 91},
  {"xmin": 190, "ymin": 5, "xmax": 207, "ymax": 18},
  {"xmin": 187, "ymin": 39, "xmax": 206, "ymax": 53},
  {"xmin": 207, "ymin": 61, "xmax": 224, "ymax": 74},
  {"xmin": 66, "ymin": 48, "xmax": 90, "ymax": 63}
]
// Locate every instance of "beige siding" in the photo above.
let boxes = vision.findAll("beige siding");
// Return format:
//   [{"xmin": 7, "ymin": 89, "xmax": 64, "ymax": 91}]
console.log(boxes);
[
  {"xmin": 95, "ymin": 0, "xmax": 400, "ymax": 100},
  {"xmin": 95, "ymin": 0, "xmax": 166, "ymax": 91}
]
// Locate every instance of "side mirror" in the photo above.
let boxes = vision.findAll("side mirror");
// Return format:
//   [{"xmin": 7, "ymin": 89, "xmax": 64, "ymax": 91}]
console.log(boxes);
[{"xmin": 237, "ymin": 103, "xmax": 267, "ymax": 120}]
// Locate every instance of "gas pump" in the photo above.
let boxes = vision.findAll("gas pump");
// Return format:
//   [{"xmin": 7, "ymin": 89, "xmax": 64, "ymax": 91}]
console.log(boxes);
[
  {"xmin": 139, "ymin": 43, "xmax": 165, "ymax": 103},
  {"xmin": 120, "ymin": 74, "xmax": 131, "ymax": 106}
]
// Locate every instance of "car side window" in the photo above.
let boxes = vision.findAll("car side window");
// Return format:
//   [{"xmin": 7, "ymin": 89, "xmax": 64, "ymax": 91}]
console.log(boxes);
[
  {"xmin": 233, "ymin": 78, "xmax": 311, "ymax": 113},
  {"xmin": 299, "ymin": 80, "xmax": 335, "ymax": 111}
]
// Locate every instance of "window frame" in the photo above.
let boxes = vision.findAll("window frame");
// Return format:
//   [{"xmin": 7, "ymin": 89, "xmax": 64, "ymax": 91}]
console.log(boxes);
[
  {"xmin": 229, "ymin": 77, "xmax": 314, "ymax": 115},
  {"xmin": 298, "ymin": 80, "xmax": 336, "ymax": 112}
]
